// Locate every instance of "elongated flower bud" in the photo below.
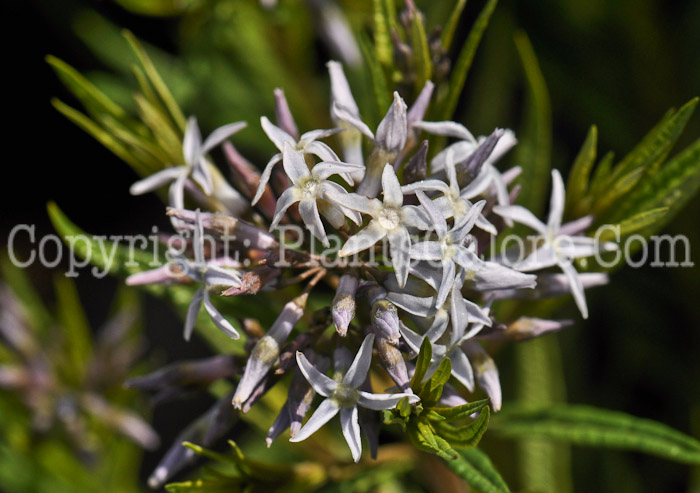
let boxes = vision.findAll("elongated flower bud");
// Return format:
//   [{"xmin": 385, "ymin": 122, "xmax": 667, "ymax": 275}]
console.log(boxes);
[
  {"xmin": 402, "ymin": 140, "xmax": 428, "ymax": 185},
  {"xmin": 222, "ymin": 142, "xmax": 277, "ymax": 221},
  {"xmin": 332, "ymin": 274, "xmax": 358, "ymax": 336},
  {"xmin": 232, "ymin": 295, "xmax": 307, "ymax": 409},
  {"xmin": 371, "ymin": 299, "xmax": 401, "ymax": 344},
  {"xmin": 274, "ymin": 88, "xmax": 299, "ymax": 139},
  {"xmin": 456, "ymin": 128, "xmax": 504, "ymax": 187},
  {"xmin": 479, "ymin": 317, "xmax": 572, "ymax": 342},
  {"xmin": 462, "ymin": 340, "xmax": 501, "ymax": 412},
  {"xmin": 374, "ymin": 332, "xmax": 411, "ymax": 392}
]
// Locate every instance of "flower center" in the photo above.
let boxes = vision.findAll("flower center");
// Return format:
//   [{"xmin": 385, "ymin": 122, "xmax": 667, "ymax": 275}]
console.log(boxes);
[
  {"xmin": 331, "ymin": 383, "xmax": 359, "ymax": 407},
  {"xmin": 377, "ymin": 207, "xmax": 401, "ymax": 230},
  {"xmin": 297, "ymin": 175, "xmax": 322, "ymax": 200}
]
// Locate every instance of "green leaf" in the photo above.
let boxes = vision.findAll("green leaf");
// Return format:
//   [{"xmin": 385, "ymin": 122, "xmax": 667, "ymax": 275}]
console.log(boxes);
[
  {"xmin": 46, "ymin": 202, "xmax": 247, "ymax": 354},
  {"xmin": 359, "ymin": 34, "xmax": 392, "ymax": 115},
  {"xmin": 609, "ymin": 137, "xmax": 700, "ymax": 236},
  {"xmin": 408, "ymin": 419, "xmax": 459, "ymax": 460},
  {"xmin": 123, "ymin": 30, "xmax": 187, "ymax": 132},
  {"xmin": 431, "ymin": 399, "xmax": 490, "ymax": 421},
  {"xmin": 424, "ymin": 358, "xmax": 451, "ymax": 406},
  {"xmin": 596, "ymin": 207, "xmax": 668, "ymax": 242},
  {"xmin": 565, "ymin": 125, "xmax": 597, "ymax": 218},
  {"xmin": 439, "ymin": 0, "xmax": 498, "ymax": 121},
  {"xmin": 411, "ymin": 336, "xmax": 432, "ymax": 393},
  {"xmin": 0, "ymin": 255, "xmax": 52, "ymax": 335},
  {"xmin": 435, "ymin": 406, "xmax": 490, "ymax": 449},
  {"xmin": 54, "ymin": 276, "xmax": 93, "ymax": 385},
  {"xmin": 114, "ymin": 0, "xmax": 189, "ymax": 16},
  {"xmin": 513, "ymin": 31, "xmax": 552, "ymax": 215},
  {"xmin": 372, "ymin": 0, "xmax": 393, "ymax": 66},
  {"xmin": 409, "ymin": 8, "xmax": 432, "ymax": 93},
  {"xmin": 444, "ymin": 448, "xmax": 510, "ymax": 493},
  {"xmin": 491, "ymin": 404, "xmax": 700, "ymax": 464},
  {"xmin": 588, "ymin": 150, "xmax": 615, "ymax": 198},
  {"xmin": 440, "ymin": 0, "xmax": 467, "ymax": 51},
  {"xmin": 46, "ymin": 55, "xmax": 127, "ymax": 122}
]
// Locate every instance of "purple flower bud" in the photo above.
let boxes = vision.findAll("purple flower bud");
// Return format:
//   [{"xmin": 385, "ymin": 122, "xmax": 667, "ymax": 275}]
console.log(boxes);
[
  {"xmin": 371, "ymin": 300, "xmax": 401, "ymax": 344},
  {"xmin": 456, "ymin": 128, "xmax": 504, "ymax": 187},
  {"xmin": 232, "ymin": 296, "xmax": 306, "ymax": 409},
  {"xmin": 332, "ymin": 274, "xmax": 358, "ymax": 336},
  {"xmin": 402, "ymin": 140, "xmax": 428, "ymax": 185},
  {"xmin": 374, "ymin": 333, "xmax": 411, "ymax": 392},
  {"xmin": 274, "ymin": 88, "xmax": 299, "ymax": 140}
]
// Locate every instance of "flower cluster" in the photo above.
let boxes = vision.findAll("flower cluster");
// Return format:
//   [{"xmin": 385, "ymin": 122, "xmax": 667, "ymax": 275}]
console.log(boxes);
[{"xmin": 126, "ymin": 61, "xmax": 616, "ymax": 480}]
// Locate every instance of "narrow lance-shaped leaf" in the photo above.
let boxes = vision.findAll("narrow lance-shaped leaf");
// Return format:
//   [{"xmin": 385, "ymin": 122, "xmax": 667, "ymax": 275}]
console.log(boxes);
[
  {"xmin": 359, "ymin": 33, "xmax": 392, "ymax": 117},
  {"xmin": 439, "ymin": 0, "xmax": 498, "ymax": 121},
  {"xmin": 565, "ymin": 125, "xmax": 597, "ymax": 218},
  {"xmin": 440, "ymin": 0, "xmax": 467, "ymax": 51},
  {"xmin": 409, "ymin": 7, "xmax": 432, "ymax": 93},
  {"xmin": 491, "ymin": 404, "xmax": 700, "ymax": 464},
  {"xmin": 444, "ymin": 448, "xmax": 511, "ymax": 493},
  {"xmin": 513, "ymin": 30, "xmax": 552, "ymax": 215}
]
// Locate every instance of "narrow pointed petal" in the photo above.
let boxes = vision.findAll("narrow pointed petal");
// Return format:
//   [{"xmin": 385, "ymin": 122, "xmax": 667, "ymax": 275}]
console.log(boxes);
[
  {"xmin": 282, "ymin": 143, "xmax": 310, "ymax": 183},
  {"xmin": 168, "ymin": 173, "xmax": 188, "ymax": 211},
  {"xmin": 184, "ymin": 287, "xmax": 204, "ymax": 341},
  {"xmin": 339, "ymin": 221, "xmax": 386, "ymax": 257},
  {"xmin": 324, "ymin": 188, "xmax": 376, "ymax": 215},
  {"xmin": 312, "ymin": 161, "xmax": 364, "ymax": 181},
  {"xmin": 201, "ymin": 122, "xmax": 247, "ymax": 155},
  {"xmin": 203, "ymin": 265, "xmax": 241, "ymax": 288},
  {"xmin": 401, "ymin": 178, "xmax": 450, "ymax": 196},
  {"xmin": 437, "ymin": 259, "xmax": 456, "ymax": 308},
  {"xmin": 513, "ymin": 243, "xmax": 558, "ymax": 272},
  {"xmin": 415, "ymin": 191, "xmax": 447, "ymax": 237},
  {"xmin": 493, "ymin": 205, "xmax": 547, "ymax": 234},
  {"xmin": 203, "ymin": 291, "xmax": 240, "ymax": 339},
  {"xmin": 343, "ymin": 334, "xmax": 375, "ymax": 387},
  {"xmin": 130, "ymin": 167, "xmax": 184, "ymax": 195},
  {"xmin": 301, "ymin": 128, "xmax": 344, "ymax": 143},
  {"xmin": 261, "ymin": 116, "xmax": 295, "ymax": 151},
  {"xmin": 409, "ymin": 241, "xmax": 443, "ymax": 261},
  {"xmin": 289, "ymin": 398, "xmax": 340, "ymax": 442},
  {"xmin": 298, "ymin": 199, "xmax": 329, "ymax": 247},
  {"xmin": 357, "ymin": 391, "xmax": 418, "ymax": 410},
  {"xmin": 407, "ymin": 81, "xmax": 434, "ymax": 127},
  {"xmin": 559, "ymin": 259, "xmax": 588, "ymax": 319},
  {"xmin": 548, "ymin": 169, "xmax": 565, "ymax": 232},
  {"xmin": 448, "ymin": 348, "xmax": 475, "ymax": 391},
  {"xmin": 266, "ymin": 402, "xmax": 291, "ymax": 447},
  {"xmin": 381, "ymin": 164, "xmax": 404, "ymax": 208},
  {"xmin": 340, "ymin": 407, "xmax": 362, "ymax": 462},
  {"xmin": 296, "ymin": 351, "xmax": 337, "ymax": 397},
  {"xmin": 270, "ymin": 188, "xmax": 299, "ymax": 229},
  {"xmin": 402, "ymin": 140, "xmax": 428, "ymax": 184},
  {"xmin": 332, "ymin": 102, "xmax": 374, "ymax": 139},
  {"xmin": 252, "ymin": 153, "xmax": 282, "ymax": 205},
  {"xmin": 183, "ymin": 116, "xmax": 202, "ymax": 165},
  {"xmin": 273, "ymin": 88, "xmax": 299, "ymax": 139},
  {"xmin": 388, "ymin": 227, "xmax": 411, "ymax": 288},
  {"xmin": 398, "ymin": 323, "xmax": 424, "ymax": 353},
  {"xmin": 462, "ymin": 341, "xmax": 501, "ymax": 411},
  {"xmin": 413, "ymin": 121, "xmax": 476, "ymax": 143},
  {"xmin": 327, "ymin": 60, "xmax": 359, "ymax": 114}
]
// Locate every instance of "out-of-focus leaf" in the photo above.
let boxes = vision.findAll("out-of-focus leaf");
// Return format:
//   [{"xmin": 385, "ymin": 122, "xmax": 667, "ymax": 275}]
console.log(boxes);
[
  {"xmin": 440, "ymin": 0, "xmax": 467, "ymax": 51},
  {"xmin": 491, "ymin": 404, "xmax": 700, "ymax": 464},
  {"xmin": 54, "ymin": 276, "xmax": 93, "ymax": 385},
  {"xmin": 513, "ymin": 30, "xmax": 552, "ymax": 215},
  {"xmin": 597, "ymin": 207, "xmax": 668, "ymax": 242},
  {"xmin": 46, "ymin": 202, "xmax": 249, "ymax": 354},
  {"xmin": 359, "ymin": 33, "xmax": 392, "ymax": 114},
  {"xmin": 444, "ymin": 447, "xmax": 510, "ymax": 493},
  {"xmin": 115, "ymin": 0, "xmax": 191, "ymax": 17},
  {"xmin": 372, "ymin": 0, "xmax": 392, "ymax": 65},
  {"xmin": 565, "ymin": 125, "xmax": 597, "ymax": 218},
  {"xmin": 123, "ymin": 30, "xmax": 187, "ymax": 132},
  {"xmin": 587, "ymin": 150, "xmax": 615, "ymax": 199},
  {"xmin": 409, "ymin": 8, "xmax": 432, "ymax": 93},
  {"xmin": 439, "ymin": 0, "xmax": 498, "ymax": 121},
  {"xmin": 0, "ymin": 256, "xmax": 52, "ymax": 335},
  {"xmin": 608, "ymin": 138, "xmax": 700, "ymax": 235}
]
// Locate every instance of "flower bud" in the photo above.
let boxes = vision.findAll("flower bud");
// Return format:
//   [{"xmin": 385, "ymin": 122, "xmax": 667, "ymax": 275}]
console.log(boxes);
[
  {"xmin": 402, "ymin": 140, "xmax": 428, "ymax": 185},
  {"xmin": 456, "ymin": 128, "xmax": 504, "ymax": 187},
  {"xmin": 331, "ymin": 274, "xmax": 358, "ymax": 336},
  {"xmin": 374, "ymin": 333, "xmax": 411, "ymax": 392},
  {"xmin": 371, "ymin": 300, "xmax": 401, "ymax": 344},
  {"xmin": 462, "ymin": 341, "xmax": 501, "ymax": 412},
  {"xmin": 274, "ymin": 88, "xmax": 299, "ymax": 139}
]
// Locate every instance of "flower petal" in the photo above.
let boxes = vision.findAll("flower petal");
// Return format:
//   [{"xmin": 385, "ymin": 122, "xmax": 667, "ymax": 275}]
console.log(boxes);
[
  {"xmin": 548, "ymin": 169, "xmax": 565, "ymax": 232},
  {"xmin": 339, "ymin": 220, "xmax": 386, "ymax": 257},
  {"xmin": 413, "ymin": 121, "xmax": 476, "ymax": 143},
  {"xmin": 493, "ymin": 205, "xmax": 547, "ymax": 234},
  {"xmin": 270, "ymin": 188, "xmax": 299, "ymax": 230},
  {"xmin": 130, "ymin": 167, "xmax": 184, "ymax": 195},
  {"xmin": 381, "ymin": 164, "xmax": 404, "ymax": 208},
  {"xmin": 296, "ymin": 351, "xmax": 337, "ymax": 397},
  {"xmin": 415, "ymin": 191, "xmax": 447, "ymax": 238},
  {"xmin": 340, "ymin": 407, "xmax": 362, "ymax": 462},
  {"xmin": 203, "ymin": 291, "xmax": 240, "ymax": 339},
  {"xmin": 448, "ymin": 348, "xmax": 475, "ymax": 391},
  {"xmin": 375, "ymin": 92, "xmax": 407, "ymax": 153},
  {"xmin": 357, "ymin": 391, "xmax": 419, "ymax": 410},
  {"xmin": 343, "ymin": 334, "xmax": 375, "ymax": 388},
  {"xmin": 298, "ymin": 199, "xmax": 329, "ymax": 247},
  {"xmin": 289, "ymin": 398, "xmax": 340, "ymax": 442},
  {"xmin": 558, "ymin": 259, "xmax": 588, "ymax": 319},
  {"xmin": 252, "ymin": 153, "xmax": 282, "ymax": 205},
  {"xmin": 332, "ymin": 102, "xmax": 374, "ymax": 139},
  {"xmin": 201, "ymin": 121, "xmax": 247, "ymax": 155},
  {"xmin": 388, "ymin": 227, "xmax": 411, "ymax": 288},
  {"xmin": 261, "ymin": 116, "xmax": 295, "ymax": 151},
  {"xmin": 282, "ymin": 143, "xmax": 310, "ymax": 183},
  {"xmin": 183, "ymin": 287, "xmax": 204, "ymax": 341},
  {"xmin": 183, "ymin": 116, "xmax": 202, "ymax": 165}
]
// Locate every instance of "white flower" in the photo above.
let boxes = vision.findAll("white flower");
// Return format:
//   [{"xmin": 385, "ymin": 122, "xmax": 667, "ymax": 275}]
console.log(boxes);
[
  {"xmin": 327, "ymin": 164, "xmax": 429, "ymax": 287},
  {"xmin": 130, "ymin": 116, "xmax": 246, "ymax": 209},
  {"xmin": 173, "ymin": 209, "xmax": 242, "ymax": 340},
  {"xmin": 494, "ymin": 169, "xmax": 618, "ymax": 318},
  {"xmin": 291, "ymin": 334, "xmax": 418, "ymax": 462},
  {"xmin": 253, "ymin": 116, "xmax": 346, "ymax": 205},
  {"xmin": 402, "ymin": 147, "xmax": 497, "ymax": 235},
  {"xmin": 268, "ymin": 144, "xmax": 363, "ymax": 246}
]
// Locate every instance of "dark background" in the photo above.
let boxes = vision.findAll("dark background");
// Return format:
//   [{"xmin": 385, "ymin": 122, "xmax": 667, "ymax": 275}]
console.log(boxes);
[{"xmin": 4, "ymin": 0, "xmax": 700, "ymax": 490}]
